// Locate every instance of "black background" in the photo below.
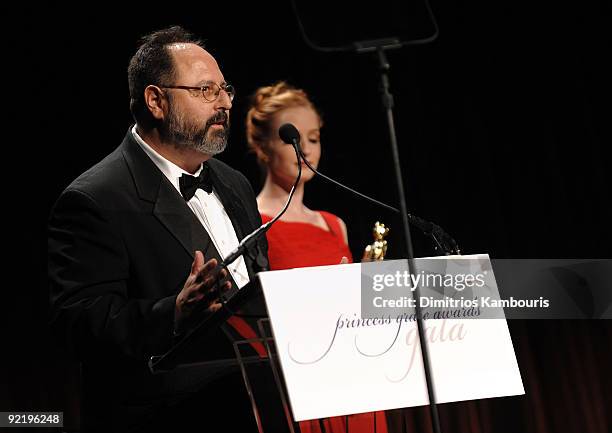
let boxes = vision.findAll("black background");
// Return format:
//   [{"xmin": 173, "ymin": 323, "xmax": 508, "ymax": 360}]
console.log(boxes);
[{"xmin": 4, "ymin": 0, "xmax": 611, "ymax": 431}]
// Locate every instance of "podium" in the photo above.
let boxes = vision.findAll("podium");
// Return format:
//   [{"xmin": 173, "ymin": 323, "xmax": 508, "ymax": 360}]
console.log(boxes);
[
  {"xmin": 233, "ymin": 319, "xmax": 296, "ymax": 433},
  {"xmin": 234, "ymin": 318, "xmax": 391, "ymax": 433},
  {"xmin": 150, "ymin": 255, "xmax": 524, "ymax": 432}
]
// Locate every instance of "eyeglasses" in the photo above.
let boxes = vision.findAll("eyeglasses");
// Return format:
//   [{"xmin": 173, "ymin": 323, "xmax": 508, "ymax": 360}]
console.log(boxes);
[{"xmin": 159, "ymin": 82, "xmax": 236, "ymax": 102}]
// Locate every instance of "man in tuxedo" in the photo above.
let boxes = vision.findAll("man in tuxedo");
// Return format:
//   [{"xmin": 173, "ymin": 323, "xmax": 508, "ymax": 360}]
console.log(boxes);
[{"xmin": 48, "ymin": 26, "xmax": 268, "ymax": 432}]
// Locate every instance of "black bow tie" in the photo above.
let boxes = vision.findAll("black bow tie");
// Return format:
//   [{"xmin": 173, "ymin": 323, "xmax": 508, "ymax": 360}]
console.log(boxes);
[{"xmin": 179, "ymin": 164, "xmax": 213, "ymax": 200}]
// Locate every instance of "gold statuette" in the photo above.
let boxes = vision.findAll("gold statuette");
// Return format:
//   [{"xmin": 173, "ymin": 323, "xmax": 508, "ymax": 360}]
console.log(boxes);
[{"xmin": 362, "ymin": 221, "xmax": 389, "ymax": 262}]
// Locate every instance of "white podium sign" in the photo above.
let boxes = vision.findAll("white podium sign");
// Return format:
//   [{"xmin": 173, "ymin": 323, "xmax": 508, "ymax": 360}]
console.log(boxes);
[{"xmin": 259, "ymin": 255, "xmax": 524, "ymax": 421}]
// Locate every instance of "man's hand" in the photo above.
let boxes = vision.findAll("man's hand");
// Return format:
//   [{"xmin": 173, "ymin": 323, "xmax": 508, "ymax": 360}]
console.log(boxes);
[{"xmin": 175, "ymin": 251, "xmax": 231, "ymax": 330}]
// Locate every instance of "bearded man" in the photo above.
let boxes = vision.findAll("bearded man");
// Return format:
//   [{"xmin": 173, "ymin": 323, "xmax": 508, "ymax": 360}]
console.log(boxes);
[{"xmin": 48, "ymin": 26, "xmax": 268, "ymax": 432}]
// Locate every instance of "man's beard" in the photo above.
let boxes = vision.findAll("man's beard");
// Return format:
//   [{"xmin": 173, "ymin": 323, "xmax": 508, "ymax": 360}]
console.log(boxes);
[{"xmin": 161, "ymin": 102, "xmax": 229, "ymax": 155}]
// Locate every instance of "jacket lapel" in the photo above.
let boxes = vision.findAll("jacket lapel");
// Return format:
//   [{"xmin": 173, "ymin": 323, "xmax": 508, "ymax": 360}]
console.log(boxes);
[
  {"xmin": 154, "ymin": 182, "xmax": 197, "ymax": 260},
  {"xmin": 207, "ymin": 163, "xmax": 249, "ymax": 242},
  {"xmin": 208, "ymin": 161, "xmax": 266, "ymax": 278},
  {"xmin": 120, "ymin": 128, "xmax": 260, "ymax": 275},
  {"xmin": 121, "ymin": 129, "xmax": 196, "ymax": 260}
]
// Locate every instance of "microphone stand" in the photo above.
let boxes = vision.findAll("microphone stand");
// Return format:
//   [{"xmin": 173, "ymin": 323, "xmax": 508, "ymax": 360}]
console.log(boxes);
[
  {"xmin": 371, "ymin": 45, "xmax": 442, "ymax": 433},
  {"xmin": 290, "ymin": 1, "xmax": 444, "ymax": 428},
  {"xmin": 298, "ymin": 48, "xmax": 445, "ymax": 430}
]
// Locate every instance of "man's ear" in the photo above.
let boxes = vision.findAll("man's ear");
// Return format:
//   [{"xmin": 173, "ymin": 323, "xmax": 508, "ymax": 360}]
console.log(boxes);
[{"xmin": 143, "ymin": 85, "xmax": 166, "ymax": 120}]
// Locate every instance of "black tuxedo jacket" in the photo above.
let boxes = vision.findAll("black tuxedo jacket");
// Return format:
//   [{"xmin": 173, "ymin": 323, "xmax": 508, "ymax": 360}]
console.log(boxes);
[{"xmin": 48, "ymin": 130, "xmax": 268, "ymax": 432}]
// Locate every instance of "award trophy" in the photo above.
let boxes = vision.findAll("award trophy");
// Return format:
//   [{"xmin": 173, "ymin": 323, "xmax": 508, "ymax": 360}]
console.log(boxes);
[{"xmin": 362, "ymin": 221, "xmax": 389, "ymax": 261}]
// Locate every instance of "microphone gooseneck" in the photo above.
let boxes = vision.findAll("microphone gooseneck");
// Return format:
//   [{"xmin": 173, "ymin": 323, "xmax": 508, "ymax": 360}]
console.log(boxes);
[
  {"xmin": 219, "ymin": 124, "xmax": 303, "ymax": 270},
  {"xmin": 297, "ymin": 146, "xmax": 461, "ymax": 255}
]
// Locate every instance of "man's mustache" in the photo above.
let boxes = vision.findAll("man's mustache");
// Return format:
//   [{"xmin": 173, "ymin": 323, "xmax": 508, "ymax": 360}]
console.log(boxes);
[{"xmin": 206, "ymin": 111, "xmax": 229, "ymax": 129}]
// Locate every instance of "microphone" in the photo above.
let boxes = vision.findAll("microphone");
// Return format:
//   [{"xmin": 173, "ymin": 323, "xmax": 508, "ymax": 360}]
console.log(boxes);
[
  {"xmin": 279, "ymin": 122, "xmax": 460, "ymax": 255},
  {"xmin": 219, "ymin": 124, "xmax": 303, "ymax": 277},
  {"xmin": 279, "ymin": 123, "xmax": 301, "ymax": 149}
]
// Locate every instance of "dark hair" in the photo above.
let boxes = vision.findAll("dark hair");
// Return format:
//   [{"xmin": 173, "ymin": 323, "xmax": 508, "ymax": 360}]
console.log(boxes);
[{"xmin": 127, "ymin": 26, "xmax": 205, "ymax": 124}]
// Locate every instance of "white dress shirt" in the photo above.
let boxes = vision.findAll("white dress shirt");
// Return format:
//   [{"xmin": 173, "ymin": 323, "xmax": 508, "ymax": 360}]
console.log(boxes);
[{"xmin": 131, "ymin": 125, "xmax": 249, "ymax": 289}]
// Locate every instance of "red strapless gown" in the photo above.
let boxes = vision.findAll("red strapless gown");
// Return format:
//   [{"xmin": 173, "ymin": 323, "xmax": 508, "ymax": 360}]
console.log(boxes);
[
  {"xmin": 261, "ymin": 211, "xmax": 352, "ymax": 269},
  {"xmin": 260, "ymin": 211, "xmax": 388, "ymax": 433}
]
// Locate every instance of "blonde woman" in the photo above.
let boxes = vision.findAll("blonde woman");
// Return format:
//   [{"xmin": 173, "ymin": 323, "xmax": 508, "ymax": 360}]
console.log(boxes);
[{"xmin": 245, "ymin": 82, "xmax": 387, "ymax": 433}]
